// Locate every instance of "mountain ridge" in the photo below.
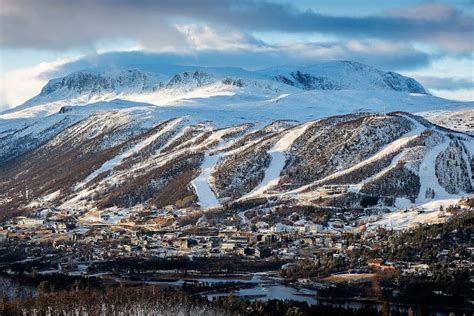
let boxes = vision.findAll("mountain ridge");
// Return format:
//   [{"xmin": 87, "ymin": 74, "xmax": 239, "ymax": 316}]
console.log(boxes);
[
  {"xmin": 0, "ymin": 109, "xmax": 472, "ymax": 232},
  {"xmin": 3, "ymin": 60, "xmax": 430, "ymax": 118},
  {"xmin": 0, "ymin": 60, "xmax": 472, "ymax": 232}
]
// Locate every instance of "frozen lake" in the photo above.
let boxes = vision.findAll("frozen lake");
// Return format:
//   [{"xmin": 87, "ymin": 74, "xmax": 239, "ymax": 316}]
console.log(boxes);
[{"xmin": 145, "ymin": 274, "xmax": 318, "ymax": 305}]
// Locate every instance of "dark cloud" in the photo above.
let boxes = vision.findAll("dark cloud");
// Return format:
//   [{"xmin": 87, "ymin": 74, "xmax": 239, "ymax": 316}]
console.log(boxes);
[
  {"xmin": 416, "ymin": 75, "xmax": 473, "ymax": 90},
  {"xmin": 1, "ymin": 0, "xmax": 472, "ymax": 53}
]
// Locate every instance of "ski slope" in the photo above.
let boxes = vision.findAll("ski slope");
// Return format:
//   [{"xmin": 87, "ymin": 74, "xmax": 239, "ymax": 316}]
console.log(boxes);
[
  {"xmin": 242, "ymin": 122, "xmax": 313, "ymax": 199},
  {"xmin": 76, "ymin": 117, "xmax": 182, "ymax": 189},
  {"xmin": 191, "ymin": 153, "xmax": 221, "ymax": 209}
]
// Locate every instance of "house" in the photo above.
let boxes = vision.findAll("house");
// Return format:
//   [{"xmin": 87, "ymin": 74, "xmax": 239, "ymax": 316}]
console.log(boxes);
[
  {"xmin": 255, "ymin": 246, "xmax": 272, "ymax": 259},
  {"xmin": 15, "ymin": 216, "xmax": 44, "ymax": 227},
  {"xmin": 330, "ymin": 220, "xmax": 344, "ymax": 229},
  {"xmin": 271, "ymin": 223, "xmax": 305, "ymax": 234},
  {"xmin": 306, "ymin": 223, "xmax": 323, "ymax": 234},
  {"xmin": 256, "ymin": 221, "xmax": 269, "ymax": 230},
  {"xmin": 302, "ymin": 237, "xmax": 314, "ymax": 245},
  {"xmin": 221, "ymin": 241, "xmax": 238, "ymax": 251},
  {"xmin": 319, "ymin": 185, "xmax": 350, "ymax": 195},
  {"xmin": 368, "ymin": 258, "xmax": 384, "ymax": 268},
  {"xmin": 237, "ymin": 247, "xmax": 255, "ymax": 256},
  {"xmin": 262, "ymin": 233, "xmax": 277, "ymax": 242},
  {"xmin": 52, "ymin": 222, "xmax": 67, "ymax": 233},
  {"xmin": 177, "ymin": 237, "xmax": 198, "ymax": 250},
  {"xmin": 368, "ymin": 258, "xmax": 395, "ymax": 270}
]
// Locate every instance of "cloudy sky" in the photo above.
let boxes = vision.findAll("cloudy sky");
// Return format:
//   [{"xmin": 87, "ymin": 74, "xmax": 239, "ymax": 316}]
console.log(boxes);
[{"xmin": 0, "ymin": 0, "xmax": 473, "ymax": 109}]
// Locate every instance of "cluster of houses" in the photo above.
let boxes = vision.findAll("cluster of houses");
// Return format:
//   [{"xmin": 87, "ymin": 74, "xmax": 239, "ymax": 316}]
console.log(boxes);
[
  {"xmin": 0, "ymin": 205, "xmax": 351, "ymax": 276},
  {"xmin": 0, "ymin": 201, "xmax": 471, "ymax": 280}
]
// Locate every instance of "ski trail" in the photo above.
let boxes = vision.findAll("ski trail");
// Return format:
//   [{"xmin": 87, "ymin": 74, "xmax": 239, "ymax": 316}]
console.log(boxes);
[
  {"xmin": 191, "ymin": 153, "xmax": 221, "ymax": 209},
  {"xmin": 416, "ymin": 137, "xmax": 451, "ymax": 203},
  {"xmin": 76, "ymin": 118, "xmax": 182, "ymax": 189},
  {"xmin": 351, "ymin": 149, "xmax": 406, "ymax": 192},
  {"xmin": 191, "ymin": 125, "xmax": 250, "ymax": 209},
  {"xmin": 240, "ymin": 122, "xmax": 312, "ymax": 199},
  {"xmin": 290, "ymin": 115, "xmax": 426, "ymax": 194}
]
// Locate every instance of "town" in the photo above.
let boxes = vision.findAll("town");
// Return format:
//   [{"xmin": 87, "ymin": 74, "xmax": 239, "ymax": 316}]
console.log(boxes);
[{"xmin": 1, "ymin": 198, "xmax": 471, "ymax": 288}]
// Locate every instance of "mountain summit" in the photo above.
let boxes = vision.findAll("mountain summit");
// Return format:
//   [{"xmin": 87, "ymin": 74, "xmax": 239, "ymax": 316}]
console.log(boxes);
[
  {"xmin": 37, "ymin": 60, "xmax": 427, "ymax": 99},
  {"xmin": 2, "ymin": 60, "xmax": 433, "ymax": 119},
  {"xmin": 261, "ymin": 61, "xmax": 427, "ymax": 93}
]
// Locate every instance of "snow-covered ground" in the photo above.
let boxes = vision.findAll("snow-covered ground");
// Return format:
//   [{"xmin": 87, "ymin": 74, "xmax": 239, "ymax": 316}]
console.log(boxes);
[
  {"xmin": 75, "ymin": 117, "xmax": 182, "ymax": 190},
  {"xmin": 191, "ymin": 153, "xmax": 221, "ymax": 209},
  {"xmin": 416, "ymin": 137, "xmax": 451, "ymax": 203},
  {"xmin": 419, "ymin": 108, "xmax": 474, "ymax": 135},
  {"xmin": 2, "ymin": 59, "xmax": 472, "ymax": 129},
  {"xmin": 364, "ymin": 198, "xmax": 460, "ymax": 231},
  {"xmin": 242, "ymin": 122, "xmax": 313, "ymax": 199}
]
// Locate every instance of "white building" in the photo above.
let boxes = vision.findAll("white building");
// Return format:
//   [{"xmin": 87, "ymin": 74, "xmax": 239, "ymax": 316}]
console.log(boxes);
[{"xmin": 15, "ymin": 216, "xmax": 44, "ymax": 227}]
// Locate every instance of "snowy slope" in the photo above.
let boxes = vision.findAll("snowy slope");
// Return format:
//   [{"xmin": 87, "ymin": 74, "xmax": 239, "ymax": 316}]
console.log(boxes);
[
  {"xmin": 242, "ymin": 122, "xmax": 313, "ymax": 199},
  {"xmin": 191, "ymin": 154, "xmax": 221, "ymax": 209},
  {"xmin": 76, "ymin": 117, "xmax": 183, "ymax": 190},
  {"xmin": 0, "ymin": 110, "xmax": 472, "ymax": 230},
  {"xmin": 260, "ymin": 61, "xmax": 427, "ymax": 93},
  {"xmin": 4, "ymin": 60, "xmax": 469, "ymax": 122},
  {"xmin": 0, "ymin": 60, "xmax": 472, "ymax": 228},
  {"xmin": 419, "ymin": 108, "xmax": 474, "ymax": 135}
]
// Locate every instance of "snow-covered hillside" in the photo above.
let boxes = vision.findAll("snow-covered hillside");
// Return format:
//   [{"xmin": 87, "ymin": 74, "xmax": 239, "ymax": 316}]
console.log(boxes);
[
  {"xmin": 3, "ymin": 60, "xmax": 470, "ymax": 121},
  {"xmin": 418, "ymin": 108, "xmax": 474, "ymax": 135},
  {"xmin": 0, "ymin": 60, "xmax": 472, "ymax": 230},
  {"xmin": 1, "ymin": 109, "xmax": 473, "ymax": 228},
  {"xmin": 260, "ymin": 61, "xmax": 427, "ymax": 93}
]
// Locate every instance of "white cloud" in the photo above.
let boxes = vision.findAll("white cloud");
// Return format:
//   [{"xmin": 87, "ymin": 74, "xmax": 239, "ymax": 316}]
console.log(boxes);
[
  {"xmin": 0, "ymin": 29, "xmax": 468, "ymax": 112},
  {"xmin": 0, "ymin": 57, "xmax": 77, "ymax": 110},
  {"xmin": 429, "ymin": 89, "xmax": 473, "ymax": 102},
  {"xmin": 276, "ymin": 40, "xmax": 429, "ymax": 70},
  {"xmin": 176, "ymin": 24, "xmax": 271, "ymax": 52}
]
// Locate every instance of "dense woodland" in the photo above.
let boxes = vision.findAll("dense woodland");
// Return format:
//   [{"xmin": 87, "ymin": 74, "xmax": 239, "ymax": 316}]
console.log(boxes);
[{"xmin": 377, "ymin": 207, "xmax": 473, "ymax": 263}]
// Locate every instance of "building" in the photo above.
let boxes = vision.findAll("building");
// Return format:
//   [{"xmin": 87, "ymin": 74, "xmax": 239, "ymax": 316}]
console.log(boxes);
[
  {"xmin": 176, "ymin": 237, "xmax": 198, "ymax": 250},
  {"xmin": 255, "ymin": 246, "xmax": 272, "ymax": 259},
  {"xmin": 319, "ymin": 185, "xmax": 350, "ymax": 195},
  {"xmin": 15, "ymin": 217, "xmax": 44, "ymax": 227}
]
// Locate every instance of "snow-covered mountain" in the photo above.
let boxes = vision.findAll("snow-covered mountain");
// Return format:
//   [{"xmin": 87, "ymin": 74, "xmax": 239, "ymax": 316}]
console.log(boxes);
[
  {"xmin": 0, "ymin": 60, "xmax": 472, "ymax": 229},
  {"xmin": 261, "ymin": 61, "xmax": 427, "ymax": 93},
  {"xmin": 0, "ymin": 109, "xmax": 472, "ymax": 228},
  {"xmin": 1, "ymin": 60, "xmax": 444, "ymax": 120}
]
